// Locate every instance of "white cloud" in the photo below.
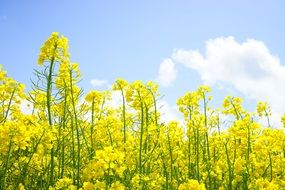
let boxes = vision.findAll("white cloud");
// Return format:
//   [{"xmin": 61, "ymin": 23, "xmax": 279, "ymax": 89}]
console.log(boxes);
[
  {"xmin": 157, "ymin": 100, "xmax": 182, "ymax": 124},
  {"xmin": 106, "ymin": 91, "xmax": 181, "ymax": 122},
  {"xmin": 90, "ymin": 79, "xmax": 108, "ymax": 87},
  {"xmin": 172, "ymin": 36, "xmax": 285, "ymax": 126},
  {"xmin": 157, "ymin": 59, "xmax": 177, "ymax": 87},
  {"xmin": 20, "ymin": 100, "xmax": 33, "ymax": 114},
  {"xmin": 107, "ymin": 91, "xmax": 123, "ymax": 109},
  {"xmin": 106, "ymin": 90, "xmax": 181, "ymax": 124}
]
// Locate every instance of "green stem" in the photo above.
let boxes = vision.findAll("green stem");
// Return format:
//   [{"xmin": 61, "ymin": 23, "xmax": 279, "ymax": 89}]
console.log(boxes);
[
  {"xmin": 2, "ymin": 140, "xmax": 12, "ymax": 189},
  {"xmin": 2, "ymin": 85, "xmax": 17, "ymax": 123},
  {"xmin": 90, "ymin": 97, "xmax": 95, "ymax": 158},
  {"xmin": 167, "ymin": 128, "xmax": 173, "ymax": 189},
  {"xmin": 139, "ymin": 101, "xmax": 144, "ymax": 175},
  {"xmin": 118, "ymin": 85, "xmax": 127, "ymax": 145},
  {"xmin": 202, "ymin": 93, "xmax": 211, "ymax": 189},
  {"xmin": 69, "ymin": 70, "xmax": 81, "ymax": 188},
  {"xmin": 269, "ymin": 152, "xmax": 273, "ymax": 181},
  {"xmin": 47, "ymin": 55, "xmax": 55, "ymax": 186},
  {"xmin": 225, "ymin": 142, "xmax": 232, "ymax": 190}
]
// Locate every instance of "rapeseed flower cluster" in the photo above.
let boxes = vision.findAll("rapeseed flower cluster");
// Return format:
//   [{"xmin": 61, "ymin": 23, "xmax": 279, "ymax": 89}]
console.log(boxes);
[{"xmin": 1, "ymin": 33, "xmax": 285, "ymax": 189}]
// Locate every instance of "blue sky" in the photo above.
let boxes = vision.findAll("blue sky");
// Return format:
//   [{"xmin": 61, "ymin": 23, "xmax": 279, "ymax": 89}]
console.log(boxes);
[{"xmin": 1, "ymin": 0, "xmax": 285, "ymax": 124}]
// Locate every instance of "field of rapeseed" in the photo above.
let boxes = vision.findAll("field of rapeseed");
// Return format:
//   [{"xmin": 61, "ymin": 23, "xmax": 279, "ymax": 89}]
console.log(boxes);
[{"xmin": 1, "ymin": 32, "xmax": 285, "ymax": 190}]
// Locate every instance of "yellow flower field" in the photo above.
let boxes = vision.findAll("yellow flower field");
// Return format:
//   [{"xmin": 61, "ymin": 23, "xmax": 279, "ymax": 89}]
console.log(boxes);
[{"xmin": 1, "ymin": 33, "xmax": 285, "ymax": 190}]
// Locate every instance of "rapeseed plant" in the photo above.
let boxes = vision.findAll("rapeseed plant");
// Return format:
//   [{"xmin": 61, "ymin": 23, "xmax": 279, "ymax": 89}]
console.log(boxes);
[{"xmin": 1, "ymin": 32, "xmax": 285, "ymax": 189}]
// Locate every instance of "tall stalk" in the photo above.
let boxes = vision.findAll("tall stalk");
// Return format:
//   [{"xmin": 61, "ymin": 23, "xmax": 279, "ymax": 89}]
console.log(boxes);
[
  {"xmin": 139, "ymin": 100, "xmax": 144, "ymax": 175},
  {"xmin": 118, "ymin": 85, "xmax": 127, "ymax": 145},
  {"xmin": 60, "ymin": 87, "xmax": 68, "ymax": 178},
  {"xmin": 202, "ymin": 93, "xmax": 211, "ymax": 189},
  {"xmin": 46, "ymin": 53, "xmax": 56, "ymax": 186},
  {"xmin": 69, "ymin": 69, "xmax": 81, "ymax": 188},
  {"xmin": 187, "ymin": 107, "xmax": 192, "ymax": 179},
  {"xmin": 90, "ymin": 97, "xmax": 95, "ymax": 159}
]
